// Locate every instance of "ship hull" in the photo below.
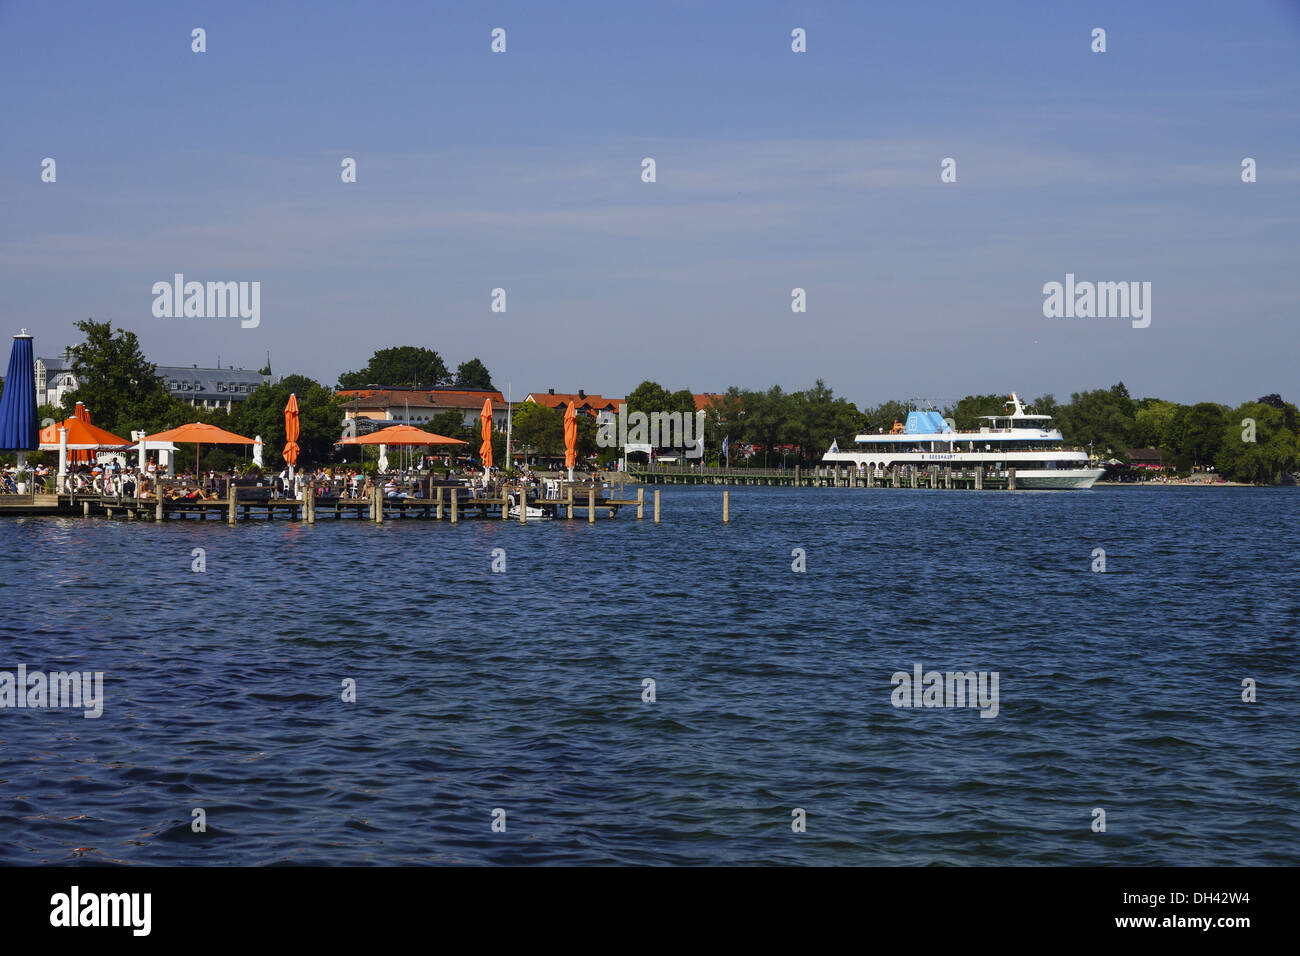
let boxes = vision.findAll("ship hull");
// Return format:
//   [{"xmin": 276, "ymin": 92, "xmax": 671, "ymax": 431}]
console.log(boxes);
[{"xmin": 1012, "ymin": 468, "xmax": 1105, "ymax": 490}]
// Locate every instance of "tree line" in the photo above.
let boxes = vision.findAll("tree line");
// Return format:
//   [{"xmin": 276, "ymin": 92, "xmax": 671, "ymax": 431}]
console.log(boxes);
[{"xmin": 11, "ymin": 323, "xmax": 1299, "ymax": 483}]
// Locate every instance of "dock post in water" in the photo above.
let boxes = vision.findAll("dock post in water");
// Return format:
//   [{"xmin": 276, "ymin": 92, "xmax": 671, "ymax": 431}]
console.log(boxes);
[
  {"xmin": 436, "ymin": 485, "xmax": 443, "ymax": 520},
  {"xmin": 374, "ymin": 486, "xmax": 383, "ymax": 524},
  {"xmin": 588, "ymin": 486, "xmax": 596, "ymax": 524},
  {"xmin": 228, "ymin": 483, "xmax": 237, "ymax": 525},
  {"xmin": 944, "ymin": 465, "xmax": 952, "ymax": 490},
  {"xmin": 637, "ymin": 487, "xmax": 644, "ymax": 520},
  {"xmin": 450, "ymin": 489, "xmax": 458, "ymax": 524},
  {"xmin": 1007, "ymin": 468, "xmax": 1016, "ymax": 491},
  {"xmin": 891, "ymin": 465, "xmax": 900, "ymax": 488},
  {"xmin": 518, "ymin": 485, "xmax": 527, "ymax": 523},
  {"xmin": 566, "ymin": 486, "xmax": 573, "ymax": 520},
  {"xmin": 723, "ymin": 490, "xmax": 730, "ymax": 523},
  {"xmin": 83, "ymin": 500, "xmax": 90, "ymax": 517},
  {"xmin": 975, "ymin": 467, "xmax": 983, "ymax": 490},
  {"xmin": 654, "ymin": 489, "xmax": 660, "ymax": 523},
  {"xmin": 306, "ymin": 481, "xmax": 315, "ymax": 524},
  {"xmin": 155, "ymin": 496, "xmax": 163, "ymax": 522}
]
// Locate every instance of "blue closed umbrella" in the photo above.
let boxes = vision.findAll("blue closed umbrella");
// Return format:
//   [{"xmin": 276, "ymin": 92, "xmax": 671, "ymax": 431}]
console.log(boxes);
[{"xmin": 0, "ymin": 331, "xmax": 38, "ymax": 452}]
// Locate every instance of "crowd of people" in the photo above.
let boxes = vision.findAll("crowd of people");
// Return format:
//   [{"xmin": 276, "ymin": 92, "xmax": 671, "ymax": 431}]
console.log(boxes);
[{"xmin": 3, "ymin": 455, "xmax": 613, "ymax": 500}]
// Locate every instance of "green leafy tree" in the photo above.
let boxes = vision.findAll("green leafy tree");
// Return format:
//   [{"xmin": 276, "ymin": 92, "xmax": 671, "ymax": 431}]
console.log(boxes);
[
  {"xmin": 427, "ymin": 410, "xmax": 470, "ymax": 439},
  {"xmin": 1180, "ymin": 402, "xmax": 1228, "ymax": 468},
  {"xmin": 512, "ymin": 401, "xmax": 565, "ymax": 457},
  {"xmin": 735, "ymin": 386, "xmax": 789, "ymax": 462},
  {"xmin": 1215, "ymin": 401, "xmax": 1300, "ymax": 483},
  {"xmin": 943, "ymin": 393, "xmax": 1007, "ymax": 431},
  {"xmin": 231, "ymin": 374, "xmax": 343, "ymax": 469},
  {"xmin": 1132, "ymin": 399, "xmax": 1178, "ymax": 451},
  {"xmin": 788, "ymin": 380, "xmax": 865, "ymax": 463},
  {"xmin": 1031, "ymin": 394, "xmax": 1060, "ymax": 420},
  {"xmin": 59, "ymin": 318, "xmax": 203, "ymax": 439},
  {"xmin": 625, "ymin": 381, "xmax": 673, "ymax": 419},
  {"xmin": 338, "ymin": 346, "xmax": 451, "ymax": 388},
  {"xmin": 1055, "ymin": 386, "xmax": 1136, "ymax": 457},
  {"xmin": 864, "ymin": 399, "xmax": 910, "ymax": 435},
  {"xmin": 454, "ymin": 358, "xmax": 495, "ymax": 390}
]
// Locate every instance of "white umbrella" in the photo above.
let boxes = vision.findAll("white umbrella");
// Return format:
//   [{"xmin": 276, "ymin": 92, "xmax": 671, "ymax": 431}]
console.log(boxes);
[{"xmin": 253, "ymin": 434, "xmax": 264, "ymax": 467}]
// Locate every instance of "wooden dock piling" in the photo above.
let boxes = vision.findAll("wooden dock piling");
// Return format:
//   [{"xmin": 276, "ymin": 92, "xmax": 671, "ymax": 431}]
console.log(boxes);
[
  {"xmin": 654, "ymin": 489, "xmax": 660, "ymax": 523},
  {"xmin": 637, "ymin": 487, "xmax": 644, "ymax": 520},
  {"xmin": 587, "ymin": 487, "xmax": 596, "ymax": 524}
]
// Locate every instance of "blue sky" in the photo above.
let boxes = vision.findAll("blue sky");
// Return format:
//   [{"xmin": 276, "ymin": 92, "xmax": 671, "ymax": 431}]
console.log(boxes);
[{"xmin": 2, "ymin": 0, "xmax": 1298, "ymax": 407}]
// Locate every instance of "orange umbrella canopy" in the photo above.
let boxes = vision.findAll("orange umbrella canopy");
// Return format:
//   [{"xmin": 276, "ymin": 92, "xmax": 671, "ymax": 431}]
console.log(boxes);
[
  {"xmin": 479, "ymin": 399, "xmax": 493, "ymax": 469},
  {"xmin": 144, "ymin": 422, "xmax": 257, "ymax": 445},
  {"xmin": 283, "ymin": 393, "xmax": 300, "ymax": 467},
  {"xmin": 337, "ymin": 424, "xmax": 466, "ymax": 446},
  {"xmin": 564, "ymin": 402, "xmax": 578, "ymax": 470},
  {"xmin": 38, "ymin": 417, "xmax": 132, "ymax": 450}
]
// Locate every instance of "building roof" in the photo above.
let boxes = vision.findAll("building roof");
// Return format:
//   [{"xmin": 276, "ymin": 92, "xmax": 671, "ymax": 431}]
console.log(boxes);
[
  {"xmin": 337, "ymin": 387, "xmax": 506, "ymax": 409},
  {"xmin": 1126, "ymin": 447, "xmax": 1164, "ymax": 464},
  {"xmin": 525, "ymin": 391, "xmax": 624, "ymax": 414},
  {"xmin": 156, "ymin": 365, "xmax": 270, "ymax": 397},
  {"xmin": 39, "ymin": 358, "xmax": 270, "ymax": 399},
  {"xmin": 693, "ymin": 392, "xmax": 724, "ymax": 411}
]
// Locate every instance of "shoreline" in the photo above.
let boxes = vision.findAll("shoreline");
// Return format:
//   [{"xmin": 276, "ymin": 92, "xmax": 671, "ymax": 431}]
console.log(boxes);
[{"xmin": 1094, "ymin": 480, "xmax": 1251, "ymax": 488}]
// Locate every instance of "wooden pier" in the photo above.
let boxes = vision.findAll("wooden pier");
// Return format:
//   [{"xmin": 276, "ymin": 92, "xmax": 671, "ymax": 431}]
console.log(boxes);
[
  {"xmin": 0, "ymin": 483, "xmax": 648, "ymax": 523},
  {"xmin": 631, "ymin": 463, "xmax": 1019, "ymax": 490}
]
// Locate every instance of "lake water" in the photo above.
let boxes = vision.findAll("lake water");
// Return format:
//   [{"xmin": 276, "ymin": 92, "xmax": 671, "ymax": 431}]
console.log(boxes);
[{"xmin": 1, "ymin": 485, "xmax": 1297, "ymax": 865}]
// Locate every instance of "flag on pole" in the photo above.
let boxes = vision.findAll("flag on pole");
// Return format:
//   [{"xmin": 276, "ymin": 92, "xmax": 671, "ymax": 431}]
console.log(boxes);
[{"xmin": 722, "ymin": 435, "xmax": 729, "ymax": 457}]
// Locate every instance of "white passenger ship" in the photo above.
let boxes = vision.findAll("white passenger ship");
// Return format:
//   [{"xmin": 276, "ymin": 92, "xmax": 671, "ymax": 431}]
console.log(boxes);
[{"xmin": 822, "ymin": 393, "xmax": 1105, "ymax": 490}]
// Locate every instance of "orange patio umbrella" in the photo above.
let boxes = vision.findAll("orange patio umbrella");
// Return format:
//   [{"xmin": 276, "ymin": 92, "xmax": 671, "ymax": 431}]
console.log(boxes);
[
  {"xmin": 143, "ymin": 421, "xmax": 257, "ymax": 473},
  {"xmin": 283, "ymin": 393, "xmax": 300, "ymax": 472},
  {"xmin": 564, "ymin": 401, "xmax": 578, "ymax": 474},
  {"xmin": 479, "ymin": 398, "xmax": 493, "ymax": 469},
  {"xmin": 336, "ymin": 424, "xmax": 467, "ymax": 446},
  {"xmin": 71, "ymin": 401, "xmax": 93, "ymax": 463},
  {"xmin": 38, "ymin": 417, "xmax": 132, "ymax": 450}
]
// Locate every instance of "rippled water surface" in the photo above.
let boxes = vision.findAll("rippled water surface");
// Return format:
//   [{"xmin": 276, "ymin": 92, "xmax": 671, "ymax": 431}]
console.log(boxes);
[{"xmin": 1, "ymin": 485, "xmax": 1297, "ymax": 865}]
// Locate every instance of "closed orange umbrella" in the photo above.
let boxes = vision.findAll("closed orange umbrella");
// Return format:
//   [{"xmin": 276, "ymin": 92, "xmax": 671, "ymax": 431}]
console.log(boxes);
[
  {"xmin": 283, "ymin": 393, "xmax": 300, "ymax": 470},
  {"xmin": 480, "ymin": 399, "xmax": 493, "ymax": 469},
  {"xmin": 564, "ymin": 401, "xmax": 577, "ymax": 472},
  {"xmin": 71, "ymin": 401, "xmax": 92, "ymax": 463}
]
